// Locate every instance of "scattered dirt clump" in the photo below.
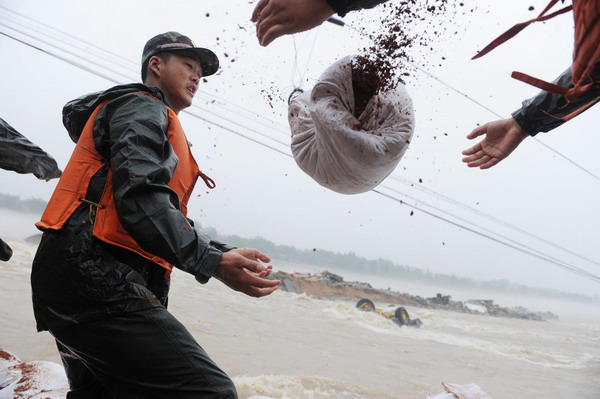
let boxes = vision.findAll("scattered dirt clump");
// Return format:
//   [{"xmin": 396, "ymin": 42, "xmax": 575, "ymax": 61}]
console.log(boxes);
[{"xmin": 352, "ymin": 1, "xmax": 463, "ymax": 97}]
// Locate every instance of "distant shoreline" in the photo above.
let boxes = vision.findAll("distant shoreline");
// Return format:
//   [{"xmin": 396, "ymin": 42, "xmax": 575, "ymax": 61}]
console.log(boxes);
[{"xmin": 271, "ymin": 270, "xmax": 560, "ymax": 321}]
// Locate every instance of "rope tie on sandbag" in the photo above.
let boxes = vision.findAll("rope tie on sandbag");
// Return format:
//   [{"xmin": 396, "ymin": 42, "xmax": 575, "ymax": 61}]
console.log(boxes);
[
  {"xmin": 289, "ymin": 25, "xmax": 322, "ymax": 104},
  {"xmin": 287, "ymin": 88, "xmax": 304, "ymax": 105}
]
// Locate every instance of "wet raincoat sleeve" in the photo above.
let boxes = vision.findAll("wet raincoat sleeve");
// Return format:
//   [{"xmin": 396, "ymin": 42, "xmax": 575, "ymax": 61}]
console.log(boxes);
[
  {"xmin": 325, "ymin": 0, "xmax": 388, "ymax": 17},
  {"xmin": 511, "ymin": 63, "xmax": 600, "ymax": 136},
  {"xmin": 0, "ymin": 118, "xmax": 62, "ymax": 181},
  {"xmin": 0, "ymin": 237, "xmax": 13, "ymax": 262},
  {"xmin": 188, "ymin": 217, "xmax": 236, "ymax": 253},
  {"xmin": 94, "ymin": 93, "xmax": 223, "ymax": 283}
]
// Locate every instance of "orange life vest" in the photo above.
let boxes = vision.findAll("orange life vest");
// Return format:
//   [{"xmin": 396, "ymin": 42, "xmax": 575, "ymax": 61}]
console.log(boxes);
[
  {"xmin": 36, "ymin": 92, "xmax": 214, "ymax": 276},
  {"xmin": 473, "ymin": 0, "xmax": 600, "ymax": 119}
]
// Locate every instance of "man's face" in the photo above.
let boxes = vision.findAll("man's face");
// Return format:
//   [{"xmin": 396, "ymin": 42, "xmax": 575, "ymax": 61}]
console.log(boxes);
[{"xmin": 156, "ymin": 52, "xmax": 203, "ymax": 113}]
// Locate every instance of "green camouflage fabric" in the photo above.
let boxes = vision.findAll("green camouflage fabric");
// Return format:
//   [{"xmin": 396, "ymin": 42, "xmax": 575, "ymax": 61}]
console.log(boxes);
[{"xmin": 142, "ymin": 31, "xmax": 219, "ymax": 76}]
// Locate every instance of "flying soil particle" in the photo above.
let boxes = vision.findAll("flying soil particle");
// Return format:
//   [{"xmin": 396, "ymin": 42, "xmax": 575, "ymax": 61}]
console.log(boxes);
[{"xmin": 352, "ymin": 1, "xmax": 463, "ymax": 103}]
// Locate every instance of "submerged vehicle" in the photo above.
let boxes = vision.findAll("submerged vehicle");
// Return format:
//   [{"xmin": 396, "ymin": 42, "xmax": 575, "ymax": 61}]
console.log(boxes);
[{"xmin": 356, "ymin": 298, "xmax": 422, "ymax": 328}]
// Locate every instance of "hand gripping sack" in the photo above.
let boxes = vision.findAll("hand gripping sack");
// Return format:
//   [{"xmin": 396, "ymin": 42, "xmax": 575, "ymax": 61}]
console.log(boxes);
[{"xmin": 288, "ymin": 56, "xmax": 415, "ymax": 194}]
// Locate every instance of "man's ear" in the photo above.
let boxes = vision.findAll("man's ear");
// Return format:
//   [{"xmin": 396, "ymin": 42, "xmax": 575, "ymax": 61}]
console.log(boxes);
[{"xmin": 148, "ymin": 56, "xmax": 163, "ymax": 79}]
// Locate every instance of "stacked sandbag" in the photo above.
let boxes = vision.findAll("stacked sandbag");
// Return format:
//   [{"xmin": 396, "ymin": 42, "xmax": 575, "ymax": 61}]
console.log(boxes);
[{"xmin": 0, "ymin": 348, "xmax": 68, "ymax": 399}]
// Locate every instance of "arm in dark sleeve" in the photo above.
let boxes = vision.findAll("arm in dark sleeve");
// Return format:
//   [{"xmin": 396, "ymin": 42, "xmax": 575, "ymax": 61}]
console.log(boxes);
[
  {"xmin": 94, "ymin": 92, "xmax": 222, "ymax": 283},
  {"xmin": 187, "ymin": 217, "xmax": 236, "ymax": 252},
  {"xmin": 0, "ymin": 118, "xmax": 62, "ymax": 180},
  {"xmin": 512, "ymin": 63, "xmax": 600, "ymax": 136},
  {"xmin": 325, "ymin": 0, "xmax": 388, "ymax": 17}
]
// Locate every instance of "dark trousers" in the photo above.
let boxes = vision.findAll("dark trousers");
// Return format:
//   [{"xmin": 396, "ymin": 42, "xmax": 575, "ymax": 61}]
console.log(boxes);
[{"xmin": 51, "ymin": 307, "xmax": 237, "ymax": 399}]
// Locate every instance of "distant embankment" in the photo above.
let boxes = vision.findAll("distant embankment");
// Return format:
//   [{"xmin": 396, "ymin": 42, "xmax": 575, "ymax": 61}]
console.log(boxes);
[
  {"xmin": 200, "ymin": 224, "xmax": 599, "ymax": 305},
  {"xmin": 0, "ymin": 193, "xmax": 46, "ymax": 214},
  {"xmin": 272, "ymin": 270, "xmax": 559, "ymax": 321}
]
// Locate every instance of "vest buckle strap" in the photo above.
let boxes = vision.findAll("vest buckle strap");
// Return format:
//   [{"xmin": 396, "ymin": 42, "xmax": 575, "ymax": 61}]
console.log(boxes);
[
  {"xmin": 78, "ymin": 197, "xmax": 106, "ymax": 224},
  {"xmin": 199, "ymin": 171, "xmax": 216, "ymax": 189}
]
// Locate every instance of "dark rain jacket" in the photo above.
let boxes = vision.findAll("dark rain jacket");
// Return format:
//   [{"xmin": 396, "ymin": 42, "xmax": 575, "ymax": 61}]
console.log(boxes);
[
  {"xmin": 31, "ymin": 84, "xmax": 231, "ymax": 332},
  {"xmin": 512, "ymin": 63, "xmax": 600, "ymax": 136},
  {"xmin": 0, "ymin": 238, "xmax": 12, "ymax": 261},
  {"xmin": 325, "ymin": 0, "xmax": 387, "ymax": 16},
  {"xmin": 0, "ymin": 119, "xmax": 61, "ymax": 262},
  {"xmin": 0, "ymin": 118, "xmax": 62, "ymax": 181}
]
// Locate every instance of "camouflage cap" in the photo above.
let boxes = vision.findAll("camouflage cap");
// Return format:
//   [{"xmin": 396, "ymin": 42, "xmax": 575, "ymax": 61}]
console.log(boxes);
[{"xmin": 142, "ymin": 31, "xmax": 219, "ymax": 77}]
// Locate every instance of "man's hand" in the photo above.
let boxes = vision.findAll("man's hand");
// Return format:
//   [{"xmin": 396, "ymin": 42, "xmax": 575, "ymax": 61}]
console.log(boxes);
[
  {"xmin": 462, "ymin": 118, "xmax": 528, "ymax": 169},
  {"xmin": 251, "ymin": 0, "xmax": 335, "ymax": 46},
  {"xmin": 213, "ymin": 248, "xmax": 280, "ymax": 297}
]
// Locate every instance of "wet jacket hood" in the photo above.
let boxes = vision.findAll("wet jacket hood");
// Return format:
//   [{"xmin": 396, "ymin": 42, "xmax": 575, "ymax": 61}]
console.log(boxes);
[{"xmin": 62, "ymin": 83, "xmax": 166, "ymax": 143}]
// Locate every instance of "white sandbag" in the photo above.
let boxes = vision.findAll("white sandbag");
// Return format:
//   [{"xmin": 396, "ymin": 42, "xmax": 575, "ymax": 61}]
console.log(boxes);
[
  {"xmin": 0, "ymin": 348, "xmax": 68, "ymax": 399},
  {"xmin": 288, "ymin": 55, "xmax": 415, "ymax": 194},
  {"xmin": 427, "ymin": 382, "xmax": 493, "ymax": 399}
]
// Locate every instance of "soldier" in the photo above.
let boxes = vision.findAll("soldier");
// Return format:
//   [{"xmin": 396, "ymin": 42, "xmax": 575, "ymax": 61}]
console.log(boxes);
[{"xmin": 31, "ymin": 32, "xmax": 280, "ymax": 398}]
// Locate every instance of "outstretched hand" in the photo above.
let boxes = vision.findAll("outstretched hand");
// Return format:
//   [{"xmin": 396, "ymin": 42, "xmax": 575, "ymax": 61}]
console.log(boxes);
[
  {"xmin": 214, "ymin": 248, "xmax": 280, "ymax": 297},
  {"xmin": 462, "ymin": 118, "xmax": 528, "ymax": 169},
  {"xmin": 251, "ymin": 0, "xmax": 335, "ymax": 46}
]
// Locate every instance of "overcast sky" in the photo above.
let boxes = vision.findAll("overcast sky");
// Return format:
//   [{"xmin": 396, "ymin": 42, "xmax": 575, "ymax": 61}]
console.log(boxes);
[{"xmin": 0, "ymin": 0, "xmax": 598, "ymax": 296}]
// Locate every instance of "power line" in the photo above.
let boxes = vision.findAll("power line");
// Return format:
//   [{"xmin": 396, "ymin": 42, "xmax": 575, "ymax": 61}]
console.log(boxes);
[
  {"xmin": 0, "ymin": 19, "xmax": 291, "ymax": 153},
  {"xmin": 183, "ymin": 107, "xmax": 291, "ymax": 157},
  {"xmin": 0, "ymin": 30, "xmax": 124, "ymax": 84},
  {"xmin": 387, "ymin": 174, "xmax": 600, "ymax": 268},
  {"xmin": 0, "ymin": 5, "xmax": 138, "ymax": 67},
  {"xmin": 376, "ymin": 182, "xmax": 600, "ymax": 281},
  {"xmin": 4, "ymin": 4, "xmax": 597, "ymax": 186},
  {"xmin": 372, "ymin": 187, "xmax": 600, "ymax": 283},
  {"xmin": 407, "ymin": 60, "xmax": 600, "ymax": 182},
  {"xmin": 332, "ymin": 18, "xmax": 600, "ymax": 182},
  {"xmin": 0, "ymin": 6, "xmax": 292, "ymax": 135},
  {"xmin": 1, "ymin": 11, "xmax": 598, "ymax": 284},
  {"xmin": 0, "ymin": 22, "xmax": 136, "ymax": 83}
]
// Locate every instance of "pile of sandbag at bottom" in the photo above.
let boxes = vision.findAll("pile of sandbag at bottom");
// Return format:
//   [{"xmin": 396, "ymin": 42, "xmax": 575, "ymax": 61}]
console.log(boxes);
[
  {"xmin": 0, "ymin": 348, "xmax": 68, "ymax": 399},
  {"xmin": 428, "ymin": 382, "xmax": 493, "ymax": 399}
]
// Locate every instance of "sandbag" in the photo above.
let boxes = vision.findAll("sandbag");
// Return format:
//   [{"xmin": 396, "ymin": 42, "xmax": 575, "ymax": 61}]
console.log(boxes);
[
  {"xmin": 288, "ymin": 56, "xmax": 415, "ymax": 194},
  {"xmin": 428, "ymin": 383, "xmax": 493, "ymax": 399},
  {"xmin": 0, "ymin": 348, "xmax": 68, "ymax": 399}
]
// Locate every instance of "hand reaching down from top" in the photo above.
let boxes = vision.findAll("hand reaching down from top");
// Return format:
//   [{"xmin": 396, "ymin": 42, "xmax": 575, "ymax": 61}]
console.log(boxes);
[
  {"xmin": 214, "ymin": 248, "xmax": 280, "ymax": 297},
  {"xmin": 251, "ymin": 0, "xmax": 335, "ymax": 46},
  {"xmin": 462, "ymin": 118, "xmax": 529, "ymax": 169}
]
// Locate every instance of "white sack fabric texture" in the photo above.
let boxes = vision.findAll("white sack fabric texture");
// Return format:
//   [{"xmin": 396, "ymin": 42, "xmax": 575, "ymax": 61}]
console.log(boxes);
[{"xmin": 288, "ymin": 56, "xmax": 415, "ymax": 194}]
